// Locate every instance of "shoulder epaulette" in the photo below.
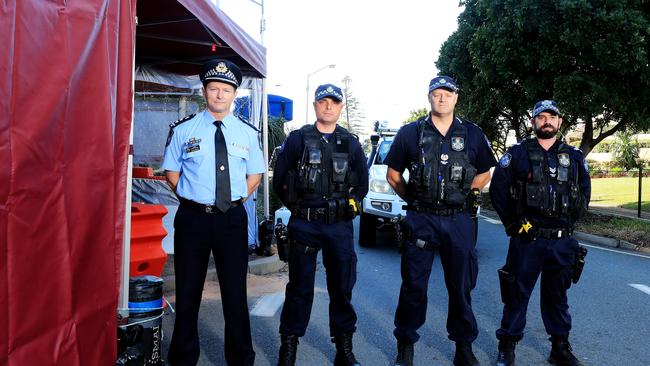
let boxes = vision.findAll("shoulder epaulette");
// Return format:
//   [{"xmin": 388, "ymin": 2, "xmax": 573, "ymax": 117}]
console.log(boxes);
[
  {"xmin": 169, "ymin": 114, "xmax": 196, "ymax": 129},
  {"xmin": 166, "ymin": 114, "xmax": 195, "ymax": 147}
]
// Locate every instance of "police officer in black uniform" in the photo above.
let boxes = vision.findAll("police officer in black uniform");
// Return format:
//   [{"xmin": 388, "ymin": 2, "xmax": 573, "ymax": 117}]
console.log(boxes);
[
  {"xmin": 162, "ymin": 59, "xmax": 265, "ymax": 366},
  {"xmin": 385, "ymin": 76, "xmax": 497, "ymax": 366},
  {"xmin": 490, "ymin": 100, "xmax": 590, "ymax": 366},
  {"xmin": 273, "ymin": 84, "xmax": 369, "ymax": 366}
]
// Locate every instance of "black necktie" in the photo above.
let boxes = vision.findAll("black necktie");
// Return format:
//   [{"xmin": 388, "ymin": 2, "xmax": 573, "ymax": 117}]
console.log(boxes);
[{"xmin": 213, "ymin": 120, "xmax": 231, "ymax": 213}]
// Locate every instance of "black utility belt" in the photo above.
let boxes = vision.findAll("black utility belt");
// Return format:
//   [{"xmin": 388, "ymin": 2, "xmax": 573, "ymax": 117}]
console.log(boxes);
[
  {"xmin": 292, "ymin": 207, "xmax": 344, "ymax": 224},
  {"xmin": 537, "ymin": 227, "xmax": 573, "ymax": 239},
  {"xmin": 408, "ymin": 205, "xmax": 464, "ymax": 216},
  {"xmin": 179, "ymin": 197, "xmax": 242, "ymax": 214}
]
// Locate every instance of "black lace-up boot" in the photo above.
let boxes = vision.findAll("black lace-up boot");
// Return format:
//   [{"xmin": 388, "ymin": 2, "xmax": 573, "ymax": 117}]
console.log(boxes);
[
  {"xmin": 333, "ymin": 333, "xmax": 361, "ymax": 366},
  {"xmin": 495, "ymin": 337, "xmax": 516, "ymax": 366},
  {"xmin": 548, "ymin": 335, "xmax": 584, "ymax": 366},
  {"xmin": 278, "ymin": 334, "xmax": 299, "ymax": 366},
  {"xmin": 391, "ymin": 339, "xmax": 414, "ymax": 366},
  {"xmin": 454, "ymin": 341, "xmax": 480, "ymax": 366}
]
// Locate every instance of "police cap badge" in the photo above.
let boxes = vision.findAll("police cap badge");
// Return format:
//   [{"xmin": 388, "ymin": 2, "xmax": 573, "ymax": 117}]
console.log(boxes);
[
  {"xmin": 200, "ymin": 59, "xmax": 242, "ymax": 88},
  {"xmin": 428, "ymin": 76, "xmax": 459, "ymax": 93},
  {"xmin": 314, "ymin": 84, "xmax": 343, "ymax": 102}
]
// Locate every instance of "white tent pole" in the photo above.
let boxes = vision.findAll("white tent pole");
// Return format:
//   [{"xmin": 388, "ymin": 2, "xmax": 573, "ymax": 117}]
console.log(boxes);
[
  {"xmin": 118, "ymin": 16, "xmax": 137, "ymax": 318},
  {"xmin": 262, "ymin": 78, "xmax": 269, "ymax": 218}
]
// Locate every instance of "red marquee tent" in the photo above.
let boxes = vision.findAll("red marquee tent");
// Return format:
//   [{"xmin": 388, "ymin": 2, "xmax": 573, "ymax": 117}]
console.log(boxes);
[{"xmin": 0, "ymin": 1, "xmax": 265, "ymax": 365}]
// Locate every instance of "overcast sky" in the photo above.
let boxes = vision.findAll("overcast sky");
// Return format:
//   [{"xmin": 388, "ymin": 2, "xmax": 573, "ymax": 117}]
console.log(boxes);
[{"xmin": 218, "ymin": 0, "xmax": 464, "ymax": 132}]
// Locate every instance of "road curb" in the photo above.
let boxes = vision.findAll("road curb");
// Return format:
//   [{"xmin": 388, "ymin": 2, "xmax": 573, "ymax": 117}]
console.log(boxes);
[
  {"xmin": 160, "ymin": 254, "xmax": 284, "ymax": 293},
  {"xmin": 573, "ymin": 231, "xmax": 618, "ymax": 248}
]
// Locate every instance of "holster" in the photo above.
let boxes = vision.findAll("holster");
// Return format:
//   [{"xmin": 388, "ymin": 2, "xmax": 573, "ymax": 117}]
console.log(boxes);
[
  {"xmin": 391, "ymin": 215, "xmax": 407, "ymax": 253},
  {"xmin": 274, "ymin": 223, "xmax": 289, "ymax": 262},
  {"xmin": 572, "ymin": 246, "xmax": 588, "ymax": 284},
  {"xmin": 290, "ymin": 238, "xmax": 320, "ymax": 257},
  {"xmin": 498, "ymin": 267, "xmax": 517, "ymax": 304}
]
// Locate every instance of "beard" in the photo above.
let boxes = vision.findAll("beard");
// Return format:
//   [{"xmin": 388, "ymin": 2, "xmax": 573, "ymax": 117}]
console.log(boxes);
[{"xmin": 535, "ymin": 124, "xmax": 558, "ymax": 139}]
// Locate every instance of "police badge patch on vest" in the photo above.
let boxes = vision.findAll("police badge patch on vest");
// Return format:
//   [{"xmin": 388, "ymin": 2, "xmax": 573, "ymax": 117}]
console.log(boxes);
[
  {"xmin": 499, "ymin": 153, "xmax": 512, "ymax": 168},
  {"xmin": 451, "ymin": 137, "xmax": 464, "ymax": 151},
  {"xmin": 558, "ymin": 153, "xmax": 571, "ymax": 167},
  {"xmin": 184, "ymin": 137, "xmax": 202, "ymax": 153}
]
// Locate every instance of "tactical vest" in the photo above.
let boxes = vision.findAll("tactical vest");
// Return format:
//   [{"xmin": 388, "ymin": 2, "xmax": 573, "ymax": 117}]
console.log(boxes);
[
  {"xmin": 295, "ymin": 125, "xmax": 357, "ymax": 201},
  {"xmin": 408, "ymin": 119, "xmax": 476, "ymax": 208},
  {"xmin": 519, "ymin": 139, "xmax": 581, "ymax": 218}
]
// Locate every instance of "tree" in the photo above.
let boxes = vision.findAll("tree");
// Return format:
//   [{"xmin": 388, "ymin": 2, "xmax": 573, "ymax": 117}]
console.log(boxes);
[
  {"xmin": 437, "ymin": 0, "xmax": 650, "ymax": 157},
  {"xmin": 340, "ymin": 75, "xmax": 368, "ymax": 137},
  {"xmin": 405, "ymin": 108, "xmax": 428, "ymax": 124},
  {"xmin": 612, "ymin": 131, "xmax": 641, "ymax": 171}
]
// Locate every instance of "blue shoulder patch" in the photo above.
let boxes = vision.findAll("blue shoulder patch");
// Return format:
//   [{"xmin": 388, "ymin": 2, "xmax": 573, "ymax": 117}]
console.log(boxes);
[{"xmin": 499, "ymin": 153, "xmax": 512, "ymax": 168}]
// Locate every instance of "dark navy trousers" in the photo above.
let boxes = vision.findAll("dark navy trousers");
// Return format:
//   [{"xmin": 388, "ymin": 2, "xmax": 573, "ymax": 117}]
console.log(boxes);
[
  {"xmin": 168, "ymin": 202, "xmax": 255, "ymax": 366},
  {"xmin": 279, "ymin": 217, "xmax": 358, "ymax": 337},
  {"xmin": 394, "ymin": 211, "xmax": 479, "ymax": 344},
  {"xmin": 496, "ymin": 236, "xmax": 578, "ymax": 341}
]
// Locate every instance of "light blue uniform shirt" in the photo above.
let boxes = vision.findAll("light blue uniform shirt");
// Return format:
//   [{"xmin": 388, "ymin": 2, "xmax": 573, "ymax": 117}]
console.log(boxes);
[{"xmin": 162, "ymin": 110, "xmax": 266, "ymax": 204}]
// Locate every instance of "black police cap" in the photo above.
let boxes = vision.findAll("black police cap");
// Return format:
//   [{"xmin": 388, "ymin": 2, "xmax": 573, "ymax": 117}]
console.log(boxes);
[{"xmin": 200, "ymin": 59, "xmax": 242, "ymax": 88}]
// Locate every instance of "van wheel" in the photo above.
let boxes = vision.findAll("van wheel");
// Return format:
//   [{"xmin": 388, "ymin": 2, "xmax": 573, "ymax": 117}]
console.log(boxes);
[{"xmin": 359, "ymin": 213, "xmax": 377, "ymax": 247}]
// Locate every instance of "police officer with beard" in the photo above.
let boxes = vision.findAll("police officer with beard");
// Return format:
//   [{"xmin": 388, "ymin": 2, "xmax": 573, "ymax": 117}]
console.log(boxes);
[
  {"xmin": 385, "ymin": 76, "xmax": 497, "ymax": 366},
  {"xmin": 273, "ymin": 84, "xmax": 369, "ymax": 366},
  {"xmin": 490, "ymin": 100, "xmax": 590, "ymax": 366}
]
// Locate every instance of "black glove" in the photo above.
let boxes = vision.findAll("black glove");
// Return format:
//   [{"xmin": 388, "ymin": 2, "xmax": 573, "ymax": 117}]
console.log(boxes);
[{"xmin": 505, "ymin": 218, "xmax": 537, "ymax": 242}]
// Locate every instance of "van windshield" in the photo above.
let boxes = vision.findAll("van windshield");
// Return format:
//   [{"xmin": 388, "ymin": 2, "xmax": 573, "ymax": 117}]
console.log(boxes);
[{"xmin": 374, "ymin": 140, "xmax": 393, "ymax": 165}]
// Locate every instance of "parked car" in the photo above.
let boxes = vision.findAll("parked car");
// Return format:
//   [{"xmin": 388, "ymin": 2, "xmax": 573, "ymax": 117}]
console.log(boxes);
[{"xmin": 359, "ymin": 122, "xmax": 408, "ymax": 247}]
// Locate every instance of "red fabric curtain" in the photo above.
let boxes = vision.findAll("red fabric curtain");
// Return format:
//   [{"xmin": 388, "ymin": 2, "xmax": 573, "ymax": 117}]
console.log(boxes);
[{"xmin": 0, "ymin": 0, "xmax": 135, "ymax": 364}]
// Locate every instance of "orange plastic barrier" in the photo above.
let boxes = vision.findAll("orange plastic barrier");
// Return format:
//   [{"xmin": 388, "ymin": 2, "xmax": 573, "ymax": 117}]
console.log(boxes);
[
  {"xmin": 130, "ymin": 203, "xmax": 168, "ymax": 276},
  {"xmin": 132, "ymin": 166, "xmax": 166, "ymax": 180}
]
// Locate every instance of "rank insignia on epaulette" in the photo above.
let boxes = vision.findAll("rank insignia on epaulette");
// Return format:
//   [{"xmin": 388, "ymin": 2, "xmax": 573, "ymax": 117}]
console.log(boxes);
[{"xmin": 165, "ymin": 114, "xmax": 196, "ymax": 147}]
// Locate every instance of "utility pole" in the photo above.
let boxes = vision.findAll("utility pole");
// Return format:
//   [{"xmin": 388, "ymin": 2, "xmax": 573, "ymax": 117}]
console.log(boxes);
[{"xmin": 342, "ymin": 75, "xmax": 351, "ymax": 130}]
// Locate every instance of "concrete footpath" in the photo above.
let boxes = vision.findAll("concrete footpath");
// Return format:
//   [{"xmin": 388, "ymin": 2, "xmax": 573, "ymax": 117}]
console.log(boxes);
[{"xmin": 161, "ymin": 253, "xmax": 286, "ymax": 292}]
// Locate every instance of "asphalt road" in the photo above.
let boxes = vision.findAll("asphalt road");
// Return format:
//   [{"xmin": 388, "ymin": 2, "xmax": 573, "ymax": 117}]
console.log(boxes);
[{"xmin": 160, "ymin": 216, "xmax": 650, "ymax": 365}]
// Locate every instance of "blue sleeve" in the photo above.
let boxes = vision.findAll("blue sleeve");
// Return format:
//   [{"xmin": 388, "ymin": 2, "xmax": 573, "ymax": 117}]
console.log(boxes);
[
  {"xmin": 351, "ymin": 141, "xmax": 369, "ymax": 200},
  {"xmin": 475, "ymin": 133, "xmax": 497, "ymax": 174},
  {"xmin": 384, "ymin": 126, "xmax": 409, "ymax": 173},
  {"xmin": 272, "ymin": 131, "xmax": 302, "ymax": 206},
  {"xmin": 489, "ymin": 147, "xmax": 517, "ymax": 228},
  {"xmin": 162, "ymin": 127, "xmax": 183, "ymax": 172},
  {"xmin": 246, "ymin": 129, "xmax": 266, "ymax": 175}
]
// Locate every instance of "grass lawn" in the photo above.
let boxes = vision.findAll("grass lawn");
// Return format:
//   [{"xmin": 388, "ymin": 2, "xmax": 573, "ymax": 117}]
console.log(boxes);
[
  {"xmin": 576, "ymin": 212, "xmax": 650, "ymax": 247},
  {"xmin": 590, "ymin": 177, "xmax": 650, "ymax": 212}
]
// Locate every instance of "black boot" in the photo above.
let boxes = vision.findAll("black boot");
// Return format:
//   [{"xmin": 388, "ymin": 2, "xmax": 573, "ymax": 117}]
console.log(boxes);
[
  {"xmin": 496, "ymin": 338, "xmax": 516, "ymax": 366},
  {"xmin": 278, "ymin": 334, "xmax": 299, "ymax": 366},
  {"xmin": 454, "ymin": 341, "xmax": 480, "ymax": 366},
  {"xmin": 391, "ymin": 339, "xmax": 414, "ymax": 366},
  {"xmin": 548, "ymin": 335, "xmax": 584, "ymax": 366},
  {"xmin": 333, "ymin": 333, "xmax": 361, "ymax": 366}
]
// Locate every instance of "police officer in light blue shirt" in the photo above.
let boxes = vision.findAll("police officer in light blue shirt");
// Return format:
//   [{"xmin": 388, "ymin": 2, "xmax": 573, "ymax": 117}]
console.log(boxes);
[
  {"xmin": 163, "ymin": 109, "xmax": 265, "ymax": 203},
  {"xmin": 163, "ymin": 59, "xmax": 265, "ymax": 366}
]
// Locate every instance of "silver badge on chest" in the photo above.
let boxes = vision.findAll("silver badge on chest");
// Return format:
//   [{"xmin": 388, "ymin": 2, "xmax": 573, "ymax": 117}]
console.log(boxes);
[
  {"xmin": 558, "ymin": 153, "xmax": 570, "ymax": 167},
  {"xmin": 451, "ymin": 137, "xmax": 464, "ymax": 151}
]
